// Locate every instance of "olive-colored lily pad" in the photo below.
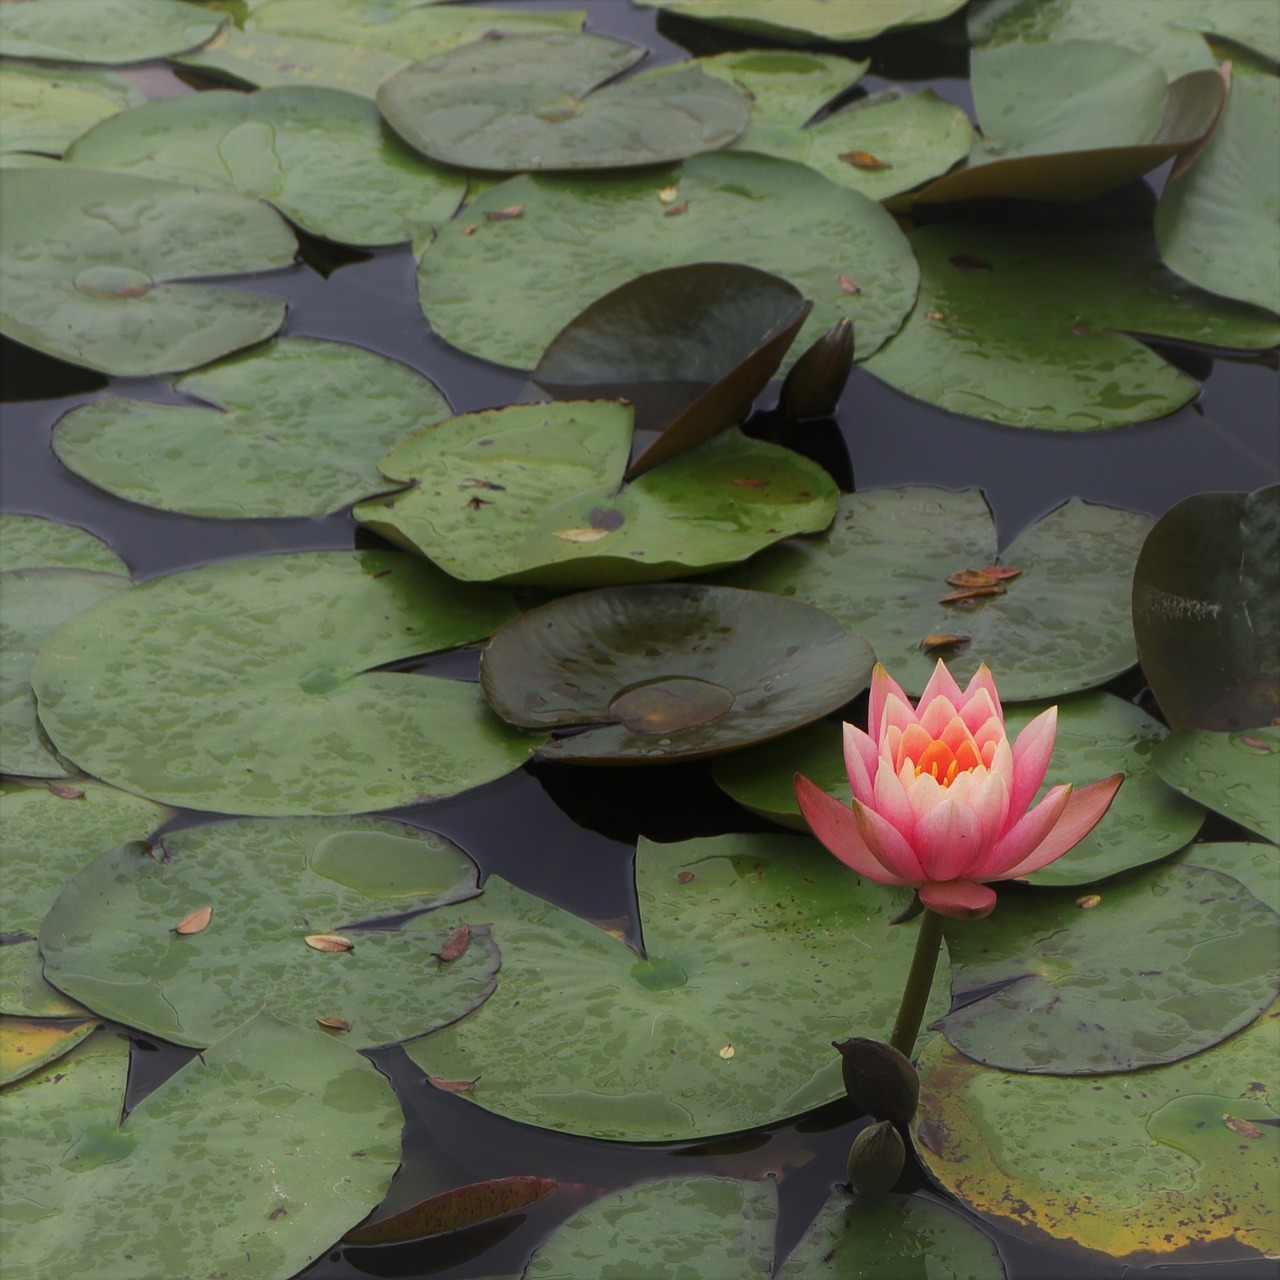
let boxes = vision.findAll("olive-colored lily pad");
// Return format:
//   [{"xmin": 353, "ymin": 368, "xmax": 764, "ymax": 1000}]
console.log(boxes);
[
  {"xmin": 937, "ymin": 862, "xmax": 1280, "ymax": 1073},
  {"xmin": 914, "ymin": 1002, "xmax": 1280, "ymax": 1262},
  {"xmin": 729, "ymin": 487, "xmax": 1151, "ymax": 701},
  {"xmin": 40, "ymin": 816, "xmax": 496, "ymax": 1048},
  {"xmin": 415, "ymin": 150, "xmax": 919, "ymax": 369},
  {"xmin": 404, "ymin": 833, "xmax": 950, "ymax": 1141},
  {"xmin": 52, "ymin": 338, "xmax": 451, "ymax": 518},
  {"xmin": 0, "ymin": 62, "xmax": 144, "ymax": 156},
  {"xmin": 378, "ymin": 33, "xmax": 748, "ymax": 173},
  {"xmin": 1153, "ymin": 725, "xmax": 1280, "ymax": 843},
  {"xmin": 637, "ymin": 0, "xmax": 968, "ymax": 44},
  {"xmin": 0, "ymin": 1014, "xmax": 402, "ymax": 1280},
  {"xmin": 1133, "ymin": 485, "xmax": 1280, "ymax": 731},
  {"xmin": 0, "ymin": 166, "xmax": 294, "ymax": 376},
  {"xmin": 0, "ymin": 515, "xmax": 126, "ymax": 575},
  {"xmin": 0, "ymin": 0, "xmax": 225, "ymax": 64},
  {"xmin": 480, "ymin": 584, "xmax": 874, "ymax": 765},
  {"xmin": 0, "ymin": 1016, "xmax": 97, "ymax": 1086},
  {"xmin": 66, "ymin": 86, "xmax": 463, "ymax": 247},
  {"xmin": 861, "ymin": 222, "xmax": 1280, "ymax": 429},
  {"xmin": 31, "ymin": 551, "xmax": 532, "ymax": 816},
  {"xmin": 354, "ymin": 401, "xmax": 838, "ymax": 589}
]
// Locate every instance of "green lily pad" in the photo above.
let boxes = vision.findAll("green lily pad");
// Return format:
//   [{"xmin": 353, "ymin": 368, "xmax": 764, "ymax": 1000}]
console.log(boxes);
[
  {"xmin": 0, "ymin": 62, "xmax": 144, "ymax": 156},
  {"xmin": 636, "ymin": 0, "xmax": 968, "ymax": 44},
  {"xmin": 862, "ymin": 222, "xmax": 1280, "ymax": 429},
  {"xmin": 354, "ymin": 402, "xmax": 838, "ymax": 589},
  {"xmin": 913, "ymin": 1002, "xmax": 1280, "ymax": 1263},
  {"xmin": 0, "ymin": 1016, "xmax": 97, "ymax": 1086},
  {"xmin": 0, "ymin": 166, "xmax": 294, "ymax": 376},
  {"xmin": 52, "ymin": 338, "xmax": 451, "ymax": 518},
  {"xmin": 404, "ymin": 833, "xmax": 950, "ymax": 1141},
  {"xmin": 378, "ymin": 33, "xmax": 748, "ymax": 173},
  {"xmin": 0, "ymin": 515, "xmax": 126, "ymax": 575},
  {"xmin": 0, "ymin": 0, "xmax": 225, "ymax": 64},
  {"xmin": 712, "ymin": 719, "xmax": 846, "ymax": 830},
  {"xmin": 480, "ymin": 584, "xmax": 874, "ymax": 764},
  {"xmin": 0, "ymin": 1014, "xmax": 402, "ymax": 1279},
  {"xmin": 40, "ymin": 817, "xmax": 496, "ymax": 1048},
  {"xmin": 414, "ymin": 150, "xmax": 920, "ymax": 369},
  {"xmin": 65, "ymin": 86, "xmax": 463, "ymax": 247},
  {"xmin": 937, "ymin": 862, "xmax": 1280, "ymax": 1073},
  {"xmin": 1, "ymin": 569, "xmax": 132, "ymax": 778},
  {"xmin": 0, "ymin": 944, "xmax": 84, "ymax": 1020},
  {"xmin": 1157, "ymin": 73, "xmax": 1280, "ymax": 317},
  {"xmin": 1173, "ymin": 841, "xmax": 1279, "ymax": 914},
  {"xmin": 1133, "ymin": 485, "xmax": 1280, "ymax": 731},
  {"xmin": 31, "ymin": 551, "xmax": 532, "ymax": 816},
  {"xmin": 1153, "ymin": 725, "xmax": 1280, "ymax": 843},
  {"xmin": 729, "ymin": 487, "xmax": 1151, "ymax": 701}
]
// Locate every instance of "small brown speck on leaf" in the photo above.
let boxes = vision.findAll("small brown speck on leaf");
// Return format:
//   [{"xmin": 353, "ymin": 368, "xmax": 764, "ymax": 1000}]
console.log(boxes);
[
  {"xmin": 840, "ymin": 150, "xmax": 890, "ymax": 170},
  {"xmin": 305, "ymin": 934, "xmax": 354, "ymax": 953},
  {"xmin": 436, "ymin": 923, "xmax": 471, "ymax": 964},
  {"xmin": 663, "ymin": 201, "xmax": 689, "ymax": 217},
  {"xmin": 174, "ymin": 905, "xmax": 213, "ymax": 936},
  {"xmin": 925, "ymin": 309, "xmax": 946, "ymax": 321},
  {"xmin": 1076, "ymin": 894, "xmax": 1102, "ymax": 909},
  {"xmin": 48, "ymin": 784, "xmax": 85, "ymax": 799},
  {"xmin": 838, "ymin": 273, "xmax": 861, "ymax": 294},
  {"xmin": 677, "ymin": 871, "xmax": 696, "ymax": 883},
  {"xmin": 919, "ymin": 634, "xmax": 970, "ymax": 654},
  {"xmin": 465, "ymin": 496, "xmax": 490, "ymax": 510},
  {"xmin": 461, "ymin": 224, "xmax": 477, "ymax": 235},
  {"xmin": 485, "ymin": 205, "xmax": 524, "ymax": 222},
  {"xmin": 428, "ymin": 1075, "xmax": 478, "ymax": 1094}
]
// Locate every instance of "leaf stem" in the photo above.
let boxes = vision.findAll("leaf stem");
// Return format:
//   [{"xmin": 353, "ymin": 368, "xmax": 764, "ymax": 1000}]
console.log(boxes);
[{"xmin": 888, "ymin": 905, "xmax": 944, "ymax": 1059}]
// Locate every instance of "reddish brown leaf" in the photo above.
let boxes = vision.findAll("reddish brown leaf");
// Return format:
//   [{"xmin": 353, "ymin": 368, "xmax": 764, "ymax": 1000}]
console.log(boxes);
[
  {"xmin": 173, "ymin": 905, "xmax": 213, "ymax": 936},
  {"xmin": 305, "ymin": 933, "xmax": 354, "ymax": 953},
  {"xmin": 47, "ymin": 784, "xmax": 86, "ymax": 799},
  {"xmin": 316, "ymin": 1016, "xmax": 350, "ymax": 1031},
  {"xmin": 344, "ymin": 1176, "xmax": 558, "ymax": 1246},
  {"xmin": 461, "ymin": 223, "xmax": 477, "ymax": 235},
  {"xmin": 427, "ymin": 1074, "xmax": 478, "ymax": 1094},
  {"xmin": 1224, "ymin": 1115, "xmax": 1263, "ymax": 1138},
  {"xmin": 919, "ymin": 634, "xmax": 971, "ymax": 654},
  {"xmin": 676, "ymin": 871, "xmax": 696, "ymax": 884},
  {"xmin": 838, "ymin": 273, "xmax": 861, "ymax": 295},
  {"xmin": 485, "ymin": 205, "xmax": 524, "ymax": 222},
  {"xmin": 436, "ymin": 923, "xmax": 471, "ymax": 964},
  {"xmin": 839, "ymin": 150, "xmax": 890, "ymax": 170},
  {"xmin": 945, "ymin": 569, "xmax": 998, "ymax": 588},
  {"xmin": 939, "ymin": 584, "xmax": 1005, "ymax": 605},
  {"xmin": 977, "ymin": 564, "xmax": 1022, "ymax": 581},
  {"xmin": 663, "ymin": 201, "xmax": 689, "ymax": 217}
]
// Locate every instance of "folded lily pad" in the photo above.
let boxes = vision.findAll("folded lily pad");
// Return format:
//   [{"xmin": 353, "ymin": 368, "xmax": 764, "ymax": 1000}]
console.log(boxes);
[
  {"xmin": 0, "ymin": 1014, "xmax": 401, "ymax": 1280},
  {"xmin": 862, "ymin": 222, "xmax": 1280, "ymax": 429},
  {"xmin": 938, "ymin": 862, "xmax": 1280, "ymax": 1073},
  {"xmin": 636, "ymin": 0, "xmax": 968, "ymax": 44},
  {"xmin": 31, "ymin": 551, "xmax": 533, "ymax": 816},
  {"xmin": 0, "ymin": 1016, "xmax": 97, "ymax": 1085},
  {"xmin": 0, "ymin": 0, "xmax": 225, "ymax": 64},
  {"xmin": 0, "ymin": 62, "xmax": 144, "ymax": 156},
  {"xmin": 354, "ymin": 401, "xmax": 838, "ymax": 588},
  {"xmin": 914, "ymin": 1001, "xmax": 1279, "ymax": 1263},
  {"xmin": 0, "ymin": 167, "xmax": 294, "ymax": 376},
  {"xmin": 0, "ymin": 515, "xmax": 126, "ymax": 575},
  {"xmin": 40, "ymin": 817, "xmax": 496, "ymax": 1048},
  {"xmin": 404, "ymin": 833, "xmax": 949, "ymax": 1141},
  {"xmin": 415, "ymin": 150, "xmax": 919, "ymax": 369},
  {"xmin": 66, "ymin": 86, "xmax": 463, "ymax": 247},
  {"xmin": 480, "ymin": 584, "xmax": 874, "ymax": 764},
  {"xmin": 1153, "ymin": 725, "xmax": 1280, "ymax": 843},
  {"xmin": 52, "ymin": 338, "xmax": 451, "ymax": 518},
  {"xmin": 729, "ymin": 487, "xmax": 1151, "ymax": 701}
]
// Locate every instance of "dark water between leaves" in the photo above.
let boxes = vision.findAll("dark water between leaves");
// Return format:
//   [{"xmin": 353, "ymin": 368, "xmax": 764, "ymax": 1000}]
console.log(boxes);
[{"xmin": 2, "ymin": 1, "xmax": 1278, "ymax": 1277}]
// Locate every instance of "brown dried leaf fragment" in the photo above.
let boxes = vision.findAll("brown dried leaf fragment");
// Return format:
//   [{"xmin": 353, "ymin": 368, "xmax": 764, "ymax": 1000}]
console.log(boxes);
[
  {"xmin": 939, "ymin": 584, "xmax": 1005, "ymax": 605},
  {"xmin": 838, "ymin": 273, "xmax": 861, "ymax": 295},
  {"xmin": 1076, "ymin": 894, "xmax": 1102, "ymax": 909},
  {"xmin": 485, "ymin": 205, "xmax": 524, "ymax": 222},
  {"xmin": 436, "ymin": 923, "xmax": 471, "ymax": 964},
  {"xmin": 663, "ymin": 201, "xmax": 689, "ymax": 217},
  {"xmin": 174, "ymin": 905, "xmax": 213, "ymax": 936},
  {"xmin": 945, "ymin": 569, "xmax": 998, "ymax": 588},
  {"xmin": 840, "ymin": 150, "xmax": 890, "ymax": 170},
  {"xmin": 48, "ymin": 784, "xmax": 86, "ymax": 799},
  {"xmin": 316, "ymin": 1016, "xmax": 350, "ymax": 1031},
  {"xmin": 428, "ymin": 1075, "xmax": 477, "ymax": 1094},
  {"xmin": 977, "ymin": 564, "xmax": 1021, "ymax": 581},
  {"xmin": 919, "ymin": 634, "xmax": 971, "ymax": 654},
  {"xmin": 1224, "ymin": 1114, "xmax": 1263, "ymax": 1138},
  {"xmin": 305, "ymin": 933, "xmax": 354, "ymax": 953}
]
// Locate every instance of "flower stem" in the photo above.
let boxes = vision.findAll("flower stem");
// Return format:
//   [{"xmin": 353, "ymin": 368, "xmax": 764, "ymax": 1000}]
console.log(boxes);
[{"xmin": 888, "ymin": 906, "xmax": 945, "ymax": 1060}]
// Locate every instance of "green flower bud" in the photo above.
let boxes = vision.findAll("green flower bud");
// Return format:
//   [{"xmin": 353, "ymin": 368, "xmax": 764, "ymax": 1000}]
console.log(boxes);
[
  {"xmin": 833, "ymin": 1036, "xmax": 920, "ymax": 1125},
  {"xmin": 846, "ymin": 1120, "xmax": 905, "ymax": 1197},
  {"xmin": 777, "ymin": 318, "xmax": 854, "ymax": 422}
]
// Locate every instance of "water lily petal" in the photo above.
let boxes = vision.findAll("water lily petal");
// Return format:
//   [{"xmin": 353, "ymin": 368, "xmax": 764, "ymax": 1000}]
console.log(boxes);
[
  {"xmin": 852, "ymin": 799, "xmax": 926, "ymax": 883},
  {"xmin": 904, "ymin": 767, "xmax": 947, "ymax": 820},
  {"xmin": 795, "ymin": 773, "xmax": 911, "ymax": 885},
  {"xmin": 1008, "ymin": 705, "xmax": 1058, "ymax": 819},
  {"xmin": 912, "ymin": 795, "xmax": 984, "ymax": 881},
  {"xmin": 869, "ymin": 663, "xmax": 910, "ymax": 741},
  {"xmin": 998, "ymin": 773, "xmax": 1125, "ymax": 879},
  {"xmin": 952, "ymin": 768, "xmax": 1009, "ymax": 866},
  {"xmin": 962, "ymin": 664, "xmax": 1002, "ymax": 722},
  {"xmin": 872, "ymin": 757, "xmax": 917, "ymax": 843},
  {"xmin": 920, "ymin": 879, "xmax": 996, "ymax": 919},
  {"xmin": 918, "ymin": 659, "xmax": 965, "ymax": 714},
  {"xmin": 843, "ymin": 721, "xmax": 878, "ymax": 805},
  {"xmin": 980, "ymin": 782, "xmax": 1073, "ymax": 878},
  {"xmin": 919, "ymin": 694, "xmax": 959, "ymax": 739}
]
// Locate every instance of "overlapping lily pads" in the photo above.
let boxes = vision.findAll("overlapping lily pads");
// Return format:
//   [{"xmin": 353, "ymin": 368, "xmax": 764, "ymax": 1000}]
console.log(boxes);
[
  {"xmin": 637, "ymin": 0, "xmax": 969, "ymax": 44},
  {"xmin": 0, "ymin": 62, "xmax": 145, "ymax": 156},
  {"xmin": 729, "ymin": 487, "xmax": 1151, "ymax": 700},
  {"xmin": 0, "ymin": 1016, "xmax": 97, "ymax": 1085},
  {"xmin": 1153, "ymin": 725, "xmax": 1280, "ymax": 843},
  {"xmin": 0, "ymin": 1014, "xmax": 401, "ymax": 1280},
  {"xmin": 354, "ymin": 401, "xmax": 838, "ymax": 588},
  {"xmin": 862, "ymin": 222, "xmax": 1280, "ymax": 429},
  {"xmin": 66, "ymin": 86, "xmax": 464, "ymax": 247},
  {"xmin": 0, "ymin": 515, "xmax": 126, "ymax": 576},
  {"xmin": 404, "ymin": 833, "xmax": 950, "ymax": 1141},
  {"xmin": 480, "ymin": 584, "xmax": 874, "ymax": 764},
  {"xmin": 0, "ymin": 0, "xmax": 225, "ymax": 64},
  {"xmin": 31, "ymin": 551, "xmax": 533, "ymax": 815},
  {"xmin": 414, "ymin": 150, "xmax": 919, "ymax": 369},
  {"xmin": 0, "ymin": 167, "xmax": 294, "ymax": 376},
  {"xmin": 52, "ymin": 338, "xmax": 451, "ymax": 518}
]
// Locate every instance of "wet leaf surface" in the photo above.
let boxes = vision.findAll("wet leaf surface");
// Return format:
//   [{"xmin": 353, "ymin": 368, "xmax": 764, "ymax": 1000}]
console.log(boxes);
[
  {"xmin": 1153, "ymin": 725, "xmax": 1280, "ymax": 843},
  {"xmin": 0, "ymin": 0, "xmax": 225, "ymax": 64},
  {"xmin": 0, "ymin": 1016, "xmax": 97, "ymax": 1086},
  {"xmin": 0, "ymin": 62, "xmax": 144, "ymax": 156},
  {"xmin": 0, "ymin": 515, "xmax": 127, "ymax": 576}
]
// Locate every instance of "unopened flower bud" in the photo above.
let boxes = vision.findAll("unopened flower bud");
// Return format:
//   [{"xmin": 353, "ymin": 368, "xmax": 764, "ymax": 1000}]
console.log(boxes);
[
  {"xmin": 846, "ymin": 1120, "xmax": 905, "ymax": 1197},
  {"xmin": 777, "ymin": 318, "xmax": 854, "ymax": 422},
  {"xmin": 833, "ymin": 1036, "xmax": 919, "ymax": 1125}
]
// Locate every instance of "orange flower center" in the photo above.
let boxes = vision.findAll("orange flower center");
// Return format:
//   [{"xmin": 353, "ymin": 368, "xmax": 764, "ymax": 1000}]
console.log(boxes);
[{"xmin": 913, "ymin": 737, "xmax": 982, "ymax": 787}]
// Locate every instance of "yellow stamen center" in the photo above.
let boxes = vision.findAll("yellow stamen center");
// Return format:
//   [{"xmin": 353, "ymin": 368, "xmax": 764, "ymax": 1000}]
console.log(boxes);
[{"xmin": 913, "ymin": 738, "xmax": 981, "ymax": 787}]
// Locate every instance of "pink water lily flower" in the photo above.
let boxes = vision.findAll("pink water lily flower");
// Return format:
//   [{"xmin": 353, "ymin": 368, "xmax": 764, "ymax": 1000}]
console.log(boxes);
[{"xmin": 795, "ymin": 662, "xmax": 1122, "ymax": 920}]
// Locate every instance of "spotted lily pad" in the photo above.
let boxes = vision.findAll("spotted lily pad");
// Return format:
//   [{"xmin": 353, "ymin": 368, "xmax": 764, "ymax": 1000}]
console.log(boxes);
[
  {"xmin": 914, "ymin": 1002, "xmax": 1280, "ymax": 1262},
  {"xmin": 480, "ymin": 584, "xmax": 874, "ymax": 764},
  {"xmin": 729, "ymin": 487, "xmax": 1151, "ymax": 701},
  {"xmin": 404, "ymin": 833, "xmax": 950, "ymax": 1141},
  {"xmin": 0, "ymin": 1016, "xmax": 97, "ymax": 1086},
  {"xmin": 52, "ymin": 338, "xmax": 450, "ymax": 518},
  {"xmin": 0, "ymin": 1014, "xmax": 401, "ymax": 1279},
  {"xmin": 636, "ymin": 0, "xmax": 969, "ymax": 44},
  {"xmin": 0, "ymin": 62, "xmax": 144, "ymax": 156},
  {"xmin": 354, "ymin": 401, "xmax": 838, "ymax": 588},
  {"xmin": 1153, "ymin": 725, "xmax": 1280, "ymax": 843},
  {"xmin": 415, "ymin": 150, "xmax": 919, "ymax": 369},
  {"xmin": 937, "ymin": 862, "xmax": 1280, "ymax": 1073},
  {"xmin": 0, "ymin": 167, "xmax": 294, "ymax": 376},
  {"xmin": 66, "ymin": 86, "xmax": 463, "ymax": 247},
  {"xmin": 0, "ymin": 515, "xmax": 126, "ymax": 575},
  {"xmin": 1173, "ymin": 841, "xmax": 1279, "ymax": 914},
  {"xmin": 0, "ymin": 0, "xmax": 225, "ymax": 64},
  {"xmin": 31, "ymin": 551, "xmax": 531, "ymax": 816}
]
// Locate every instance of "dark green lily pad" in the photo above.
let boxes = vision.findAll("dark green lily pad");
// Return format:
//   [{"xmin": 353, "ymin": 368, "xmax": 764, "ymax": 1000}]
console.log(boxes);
[
  {"xmin": 729, "ymin": 487, "xmax": 1150, "ymax": 701},
  {"xmin": 0, "ymin": 166, "xmax": 294, "ymax": 376},
  {"xmin": 404, "ymin": 833, "xmax": 950, "ymax": 1141},
  {"xmin": 480, "ymin": 584, "xmax": 874, "ymax": 764},
  {"xmin": 1173, "ymin": 841, "xmax": 1279, "ymax": 914},
  {"xmin": 712, "ymin": 719, "xmax": 845, "ymax": 830},
  {"xmin": 378, "ymin": 33, "xmax": 748, "ymax": 172},
  {"xmin": 937, "ymin": 862, "xmax": 1280, "ymax": 1073},
  {"xmin": 0, "ymin": 0, "xmax": 225, "ymax": 64},
  {"xmin": 52, "ymin": 338, "xmax": 450, "ymax": 518},
  {"xmin": 1133, "ymin": 485, "xmax": 1280, "ymax": 731},
  {"xmin": 415, "ymin": 150, "xmax": 919, "ymax": 370},
  {"xmin": 354, "ymin": 401, "xmax": 838, "ymax": 589},
  {"xmin": 0, "ymin": 1014, "xmax": 401, "ymax": 1279},
  {"xmin": 0, "ymin": 62, "xmax": 144, "ymax": 156},
  {"xmin": 636, "ymin": 0, "xmax": 968, "ymax": 44},
  {"xmin": 862, "ymin": 222, "xmax": 1280, "ymax": 429},
  {"xmin": 0, "ymin": 515, "xmax": 126, "ymax": 575},
  {"xmin": 40, "ymin": 816, "xmax": 495, "ymax": 1048},
  {"xmin": 31, "ymin": 551, "xmax": 533, "ymax": 816},
  {"xmin": 1153, "ymin": 725, "xmax": 1280, "ymax": 843},
  {"xmin": 533, "ymin": 264, "xmax": 811, "ymax": 474},
  {"xmin": 0, "ymin": 1016, "xmax": 98, "ymax": 1086},
  {"xmin": 914, "ymin": 1002, "xmax": 1279, "ymax": 1263},
  {"xmin": 66, "ymin": 86, "xmax": 463, "ymax": 247}
]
